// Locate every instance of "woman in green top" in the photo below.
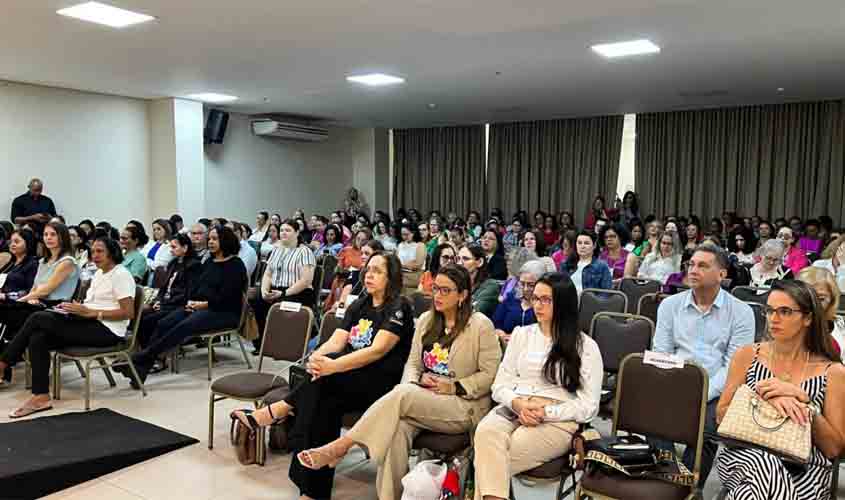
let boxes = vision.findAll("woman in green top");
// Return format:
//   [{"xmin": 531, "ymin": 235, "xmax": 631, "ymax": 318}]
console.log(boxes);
[
  {"xmin": 119, "ymin": 225, "xmax": 149, "ymax": 283},
  {"xmin": 457, "ymin": 244, "xmax": 499, "ymax": 318}
]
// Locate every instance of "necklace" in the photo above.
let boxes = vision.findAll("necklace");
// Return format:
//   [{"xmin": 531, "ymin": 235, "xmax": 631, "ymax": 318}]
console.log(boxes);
[{"xmin": 769, "ymin": 345, "xmax": 809, "ymax": 384}]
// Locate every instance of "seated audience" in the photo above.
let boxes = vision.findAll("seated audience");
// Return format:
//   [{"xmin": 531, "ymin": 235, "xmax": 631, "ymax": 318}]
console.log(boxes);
[
  {"xmin": 584, "ymin": 195, "xmax": 615, "ymax": 232},
  {"xmin": 458, "ymin": 244, "xmax": 499, "ymax": 318},
  {"xmin": 0, "ymin": 230, "xmax": 39, "ymax": 304},
  {"xmin": 0, "ymin": 223, "xmax": 80, "ymax": 342},
  {"xmin": 558, "ymin": 210, "xmax": 576, "ymax": 232},
  {"xmin": 653, "ymin": 246, "xmax": 754, "ymax": 486},
  {"xmin": 684, "ymin": 221, "xmax": 702, "ymax": 252},
  {"xmin": 798, "ymin": 218, "xmax": 824, "ymax": 255},
  {"xmin": 467, "ymin": 211, "xmax": 484, "ymax": 241},
  {"xmin": 426, "ymin": 218, "xmax": 443, "ymax": 253},
  {"xmin": 625, "ymin": 220, "xmax": 645, "ymax": 252},
  {"xmin": 551, "ymin": 230, "xmax": 576, "ymax": 269},
  {"xmin": 259, "ymin": 223, "xmax": 281, "ymax": 259},
  {"xmin": 498, "ymin": 247, "xmax": 538, "ymax": 303},
  {"xmin": 503, "ymin": 217, "xmax": 523, "ymax": 252},
  {"xmin": 541, "ymin": 215, "xmax": 558, "ymax": 248},
  {"xmin": 798, "ymin": 267, "xmax": 845, "ymax": 354},
  {"xmin": 336, "ymin": 240, "xmax": 384, "ymax": 309},
  {"xmin": 169, "ymin": 214, "xmax": 185, "ymax": 235},
  {"xmin": 330, "ymin": 211, "xmax": 353, "ymax": 245},
  {"xmin": 249, "ymin": 211, "xmax": 270, "ymax": 243},
  {"xmin": 189, "ymin": 222, "xmax": 210, "ymax": 263},
  {"xmin": 750, "ymin": 239, "xmax": 793, "ymax": 287},
  {"xmin": 120, "ymin": 225, "xmax": 149, "ymax": 282},
  {"xmin": 417, "ymin": 222, "xmax": 430, "ymax": 249},
  {"xmin": 633, "ymin": 219, "xmax": 663, "ymax": 257},
  {"xmin": 123, "ymin": 225, "xmax": 247, "ymax": 384},
  {"xmin": 397, "ymin": 223, "xmax": 426, "ymax": 295},
  {"xmin": 559, "ymin": 231, "xmax": 612, "ymax": 295},
  {"xmin": 447, "ymin": 224, "xmax": 467, "ymax": 250},
  {"xmin": 778, "ymin": 226, "xmax": 809, "ymax": 275},
  {"xmin": 324, "ymin": 228, "xmax": 369, "ymax": 311},
  {"xmin": 637, "ymin": 232, "xmax": 682, "ymax": 284},
  {"xmin": 619, "ymin": 190, "xmax": 640, "ymax": 227},
  {"xmin": 144, "ymin": 219, "xmax": 175, "ymax": 271},
  {"xmin": 475, "ymin": 272, "xmax": 603, "ymax": 500},
  {"xmin": 598, "ymin": 223, "xmax": 630, "ymax": 279},
  {"xmin": 231, "ymin": 252, "xmax": 415, "ymax": 500},
  {"xmin": 374, "ymin": 221, "xmax": 397, "ymax": 252},
  {"xmin": 0, "ymin": 237, "xmax": 134, "ymax": 414},
  {"xmin": 135, "ymin": 234, "xmax": 202, "ymax": 350},
  {"xmin": 251, "ymin": 219, "xmax": 316, "ymax": 351},
  {"xmin": 290, "ymin": 264, "xmax": 500, "ymax": 499},
  {"xmin": 316, "ymin": 224, "xmax": 344, "ymax": 259},
  {"xmin": 308, "ymin": 215, "xmax": 327, "ymax": 251},
  {"xmin": 521, "ymin": 229, "xmax": 547, "ymax": 257},
  {"xmin": 228, "ymin": 222, "xmax": 258, "ymax": 278},
  {"xmin": 728, "ymin": 226, "xmax": 757, "ymax": 265},
  {"xmin": 480, "ymin": 229, "xmax": 507, "ymax": 280},
  {"xmin": 492, "ymin": 259, "xmax": 544, "ymax": 343},
  {"xmin": 715, "ymin": 280, "xmax": 844, "ymax": 499},
  {"xmin": 419, "ymin": 243, "xmax": 455, "ymax": 297},
  {"xmin": 755, "ymin": 220, "xmax": 774, "ymax": 252},
  {"xmin": 812, "ymin": 234, "xmax": 845, "ymax": 292},
  {"xmin": 77, "ymin": 219, "xmax": 95, "ymax": 239}
]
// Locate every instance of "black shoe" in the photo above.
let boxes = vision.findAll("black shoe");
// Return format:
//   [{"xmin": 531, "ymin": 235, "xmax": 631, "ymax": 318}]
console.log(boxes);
[
  {"xmin": 128, "ymin": 364, "xmax": 150, "ymax": 391},
  {"xmin": 2, "ymin": 365, "xmax": 11, "ymax": 383}
]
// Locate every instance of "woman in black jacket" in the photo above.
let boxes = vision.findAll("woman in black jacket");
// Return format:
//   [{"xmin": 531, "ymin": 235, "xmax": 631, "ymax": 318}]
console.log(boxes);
[{"xmin": 136, "ymin": 233, "xmax": 202, "ymax": 349}]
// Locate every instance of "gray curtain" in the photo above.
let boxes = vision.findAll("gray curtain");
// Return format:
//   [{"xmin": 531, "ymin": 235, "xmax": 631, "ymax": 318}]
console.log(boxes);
[
  {"xmin": 486, "ymin": 116, "xmax": 624, "ymax": 222},
  {"xmin": 392, "ymin": 125, "xmax": 486, "ymax": 216},
  {"xmin": 636, "ymin": 100, "xmax": 845, "ymax": 223}
]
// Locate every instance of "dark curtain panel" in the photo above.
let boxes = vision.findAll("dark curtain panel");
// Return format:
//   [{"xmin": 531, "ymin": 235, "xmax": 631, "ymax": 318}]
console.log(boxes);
[
  {"xmin": 392, "ymin": 125, "xmax": 486, "ymax": 216},
  {"xmin": 636, "ymin": 100, "xmax": 845, "ymax": 223},
  {"xmin": 486, "ymin": 116, "xmax": 624, "ymax": 221}
]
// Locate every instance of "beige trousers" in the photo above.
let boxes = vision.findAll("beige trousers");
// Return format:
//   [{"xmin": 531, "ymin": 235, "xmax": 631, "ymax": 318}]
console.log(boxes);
[
  {"xmin": 473, "ymin": 409, "xmax": 578, "ymax": 500},
  {"xmin": 346, "ymin": 383, "xmax": 476, "ymax": 500}
]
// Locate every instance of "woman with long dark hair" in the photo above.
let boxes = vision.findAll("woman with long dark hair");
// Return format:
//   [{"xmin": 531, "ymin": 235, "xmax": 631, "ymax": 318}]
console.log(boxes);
[
  {"xmin": 559, "ymin": 230, "xmax": 612, "ymax": 294},
  {"xmin": 418, "ymin": 243, "xmax": 456, "ymax": 296},
  {"xmin": 290, "ymin": 264, "xmax": 500, "ymax": 499},
  {"xmin": 458, "ymin": 244, "xmax": 500, "ymax": 318},
  {"xmin": 716, "ymin": 280, "xmax": 844, "ymax": 499},
  {"xmin": 474, "ymin": 272, "xmax": 602, "ymax": 500},
  {"xmin": 230, "ymin": 252, "xmax": 415, "ymax": 500},
  {"xmin": 480, "ymin": 228, "xmax": 507, "ymax": 280},
  {"xmin": 619, "ymin": 191, "xmax": 640, "ymax": 226}
]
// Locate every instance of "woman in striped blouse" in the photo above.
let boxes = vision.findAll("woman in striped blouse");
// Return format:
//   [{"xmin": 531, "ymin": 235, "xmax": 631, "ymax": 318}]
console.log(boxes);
[{"xmin": 250, "ymin": 219, "xmax": 316, "ymax": 351}]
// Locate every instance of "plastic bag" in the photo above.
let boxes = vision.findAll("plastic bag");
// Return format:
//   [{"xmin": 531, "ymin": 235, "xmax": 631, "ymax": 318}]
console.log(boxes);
[{"xmin": 401, "ymin": 459, "xmax": 448, "ymax": 500}]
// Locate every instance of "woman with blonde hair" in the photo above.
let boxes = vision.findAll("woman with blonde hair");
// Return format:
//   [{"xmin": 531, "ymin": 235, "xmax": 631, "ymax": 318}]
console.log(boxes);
[
  {"xmin": 798, "ymin": 266, "xmax": 844, "ymax": 355},
  {"xmin": 812, "ymin": 234, "xmax": 845, "ymax": 292},
  {"xmin": 636, "ymin": 231, "xmax": 682, "ymax": 284}
]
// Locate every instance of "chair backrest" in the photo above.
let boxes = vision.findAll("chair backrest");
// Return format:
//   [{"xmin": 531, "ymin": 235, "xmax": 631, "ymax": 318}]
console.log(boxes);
[
  {"xmin": 746, "ymin": 302, "xmax": 769, "ymax": 342},
  {"xmin": 578, "ymin": 289, "xmax": 628, "ymax": 335},
  {"xmin": 411, "ymin": 292, "xmax": 432, "ymax": 319},
  {"xmin": 310, "ymin": 264, "xmax": 324, "ymax": 295},
  {"xmin": 125, "ymin": 286, "xmax": 146, "ymax": 350},
  {"xmin": 838, "ymin": 294, "xmax": 845, "ymax": 315},
  {"xmin": 590, "ymin": 312, "xmax": 654, "ymax": 374},
  {"xmin": 252, "ymin": 260, "xmax": 267, "ymax": 286},
  {"xmin": 318, "ymin": 312, "xmax": 342, "ymax": 344},
  {"xmin": 152, "ymin": 267, "xmax": 169, "ymax": 289},
  {"xmin": 619, "ymin": 278, "xmax": 662, "ymax": 314},
  {"xmin": 720, "ymin": 278, "xmax": 733, "ymax": 290},
  {"xmin": 321, "ymin": 255, "xmax": 338, "ymax": 290},
  {"xmin": 259, "ymin": 304, "xmax": 314, "ymax": 368},
  {"xmin": 635, "ymin": 292, "xmax": 670, "ymax": 324},
  {"xmin": 614, "ymin": 354, "xmax": 708, "ymax": 452},
  {"xmin": 732, "ymin": 286, "xmax": 770, "ymax": 305},
  {"xmin": 74, "ymin": 279, "xmax": 92, "ymax": 302}
]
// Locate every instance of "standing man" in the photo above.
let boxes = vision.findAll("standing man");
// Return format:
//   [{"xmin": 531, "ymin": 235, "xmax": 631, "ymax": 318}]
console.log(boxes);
[
  {"xmin": 11, "ymin": 178, "xmax": 57, "ymax": 232},
  {"xmin": 652, "ymin": 245, "xmax": 754, "ymax": 487}
]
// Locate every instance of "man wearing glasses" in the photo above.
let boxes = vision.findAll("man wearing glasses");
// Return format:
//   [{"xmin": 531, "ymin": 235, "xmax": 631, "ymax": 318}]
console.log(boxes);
[{"xmin": 652, "ymin": 245, "xmax": 754, "ymax": 487}]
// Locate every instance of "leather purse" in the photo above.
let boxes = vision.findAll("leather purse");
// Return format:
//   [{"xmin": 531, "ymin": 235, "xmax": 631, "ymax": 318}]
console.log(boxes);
[
  {"xmin": 230, "ymin": 415, "xmax": 257, "ymax": 465},
  {"xmin": 717, "ymin": 384, "xmax": 812, "ymax": 464}
]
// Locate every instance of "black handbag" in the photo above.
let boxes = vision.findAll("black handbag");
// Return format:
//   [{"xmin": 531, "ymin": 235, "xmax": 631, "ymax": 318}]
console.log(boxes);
[{"xmin": 577, "ymin": 435, "xmax": 696, "ymax": 487}]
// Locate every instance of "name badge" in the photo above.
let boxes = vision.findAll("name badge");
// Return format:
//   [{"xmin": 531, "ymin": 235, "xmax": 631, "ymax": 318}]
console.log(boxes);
[
  {"xmin": 280, "ymin": 301, "xmax": 302, "ymax": 312},
  {"xmin": 335, "ymin": 307, "xmax": 346, "ymax": 319},
  {"xmin": 643, "ymin": 350, "xmax": 684, "ymax": 370}
]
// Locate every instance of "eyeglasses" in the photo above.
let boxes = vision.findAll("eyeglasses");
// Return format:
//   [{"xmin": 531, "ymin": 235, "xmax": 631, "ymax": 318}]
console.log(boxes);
[
  {"xmin": 458, "ymin": 255, "xmax": 475, "ymax": 262},
  {"xmin": 440, "ymin": 255, "xmax": 455, "ymax": 262},
  {"xmin": 431, "ymin": 285, "xmax": 457, "ymax": 296},
  {"xmin": 531, "ymin": 295, "xmax": 553, "ymax": 306},
  {"xmin": 519, "ymin": 281, "xmax": 537, "ymax": 289},
  {"xmin": 763, "ymin": 256, "xmax": 780, "ymax": 263},
  {"xmin": 762, "ymin": 306, "xmax": 807, "ymax": 318}
]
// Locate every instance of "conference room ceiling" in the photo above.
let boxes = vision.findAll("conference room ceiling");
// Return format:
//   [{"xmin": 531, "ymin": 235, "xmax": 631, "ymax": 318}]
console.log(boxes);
[{"xmin": 3, "ymin": 0, "xmax": 845, "ymax": 128}]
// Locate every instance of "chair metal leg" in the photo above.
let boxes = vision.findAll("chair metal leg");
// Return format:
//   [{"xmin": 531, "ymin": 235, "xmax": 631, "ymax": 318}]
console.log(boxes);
[
  {"xmin": 75, "ymin": 360, "xmax": 86, "ymax": 378},
  {"xmin": 24, "ymin": 351, "xmax": 32, "ymax": 390},
  {"xmin": 208, "ymin": 392, "xmax": 216, "ymax": 450},
  {"xmin": 236, "ymin": 335, "xmax": 252, "ymax": 369},
  {"xmin": 98, "ymin": 357, "xmax": 116, "ymax": 387},
  {"xmin": 54, "ymin": 354, "xmax": 62, "ymax": 400},
  {"xmin": 84, "ymin": 359, "xmax": 93, "ymax": 411},
  {"xmin": 207, "ymin": 344, "xmax": 213, "ymax": 381},
  {"xmin": 124, "ymin": 353, "xmax": 148, "ymax": 397},
  {"xmin": 509, "ymin": 481, "xmax": 516, "ymax": 500}
]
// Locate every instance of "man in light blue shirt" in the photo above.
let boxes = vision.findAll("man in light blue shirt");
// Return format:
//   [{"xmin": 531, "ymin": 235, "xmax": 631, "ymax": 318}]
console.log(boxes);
[{"xmin": 652, "ymin": 245, "xmax": 754, "ymax": 486}]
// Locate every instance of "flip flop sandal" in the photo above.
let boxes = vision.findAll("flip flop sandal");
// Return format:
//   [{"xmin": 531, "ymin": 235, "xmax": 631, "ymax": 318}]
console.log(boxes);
[{"xmin": 9, "ymin": 403, "xmax": 53, "ymax": 419}]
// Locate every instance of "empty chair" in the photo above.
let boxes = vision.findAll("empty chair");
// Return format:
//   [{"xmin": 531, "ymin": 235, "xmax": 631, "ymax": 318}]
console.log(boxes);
[
  {"xmin": 731, "ymin": 285, "xmax": 770, "ymax": 305},
  {"xmin": 636, "ymin": 292, "xmax": 671, "ymax": 325},
  {"xmin": 578, "ymin": 288, "xmax": 628, "ymax": 335},
  {"xmin": 619, "ymin": 278, "xmax": 662, "ymax": 314}
]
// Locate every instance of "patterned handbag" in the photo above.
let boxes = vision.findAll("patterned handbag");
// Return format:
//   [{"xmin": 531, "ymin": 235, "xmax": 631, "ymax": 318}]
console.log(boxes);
[{"xmin": 717, "ymin": 384, "xmax": 812, "ymax": 464}]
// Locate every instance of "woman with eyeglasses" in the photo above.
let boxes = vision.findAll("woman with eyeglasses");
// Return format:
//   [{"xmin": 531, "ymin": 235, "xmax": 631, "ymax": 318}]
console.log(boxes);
[
  {"xmin": 293, "ymin": 264, "xmax": 501, "ymax": 499},
  {"xmin": 750, "ymin": 239, "xmax": 793, "ymax": 288},
  {"xmin": 636, "ymin": 232, "xmax": 683, "ymax": 285},
  {"xmin": 560, "ymin": 231, "xmax": 613, "ymax": 295},
  {"xmin": 475, "ymin": 272, "xmax": 602, "ymax": 500},
  {"xmin": 480, "ymin": 229, "xmax": 508, "ymax": 280},
  {"xmin": 777, "ymin": 226, "xmax": 809, "ymax": 275},
  {"xmin": 492, "ymin": 259, "xmax": 543, "ymax": 344},
  {"xmin": 418, "ymin": 243, "xmax": 456, "ymax": 296},
  {"xmin": 598, "ymin": 224, "xmax": 630, "ymax": 280},
  {"xmin": 457, "ymin": 245, "xmax": 500, "ymax": 318},
  {"xmin": 798, "ymin": 267, "xmax": 844, "ymax": 356},
  {"xmin": 716, "ymin": 280, "xmax": 844, "ymax": 500}
]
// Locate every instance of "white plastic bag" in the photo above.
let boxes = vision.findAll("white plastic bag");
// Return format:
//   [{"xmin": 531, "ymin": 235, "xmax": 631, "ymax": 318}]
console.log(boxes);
[{"xmin": 401, "ymin": 459, "xmax": 447, "ymax": 500}]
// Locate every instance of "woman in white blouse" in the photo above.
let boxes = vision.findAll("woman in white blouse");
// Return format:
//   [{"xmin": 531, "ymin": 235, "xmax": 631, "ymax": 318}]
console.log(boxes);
[
  {"xmin": 144, "ymin": 219, "xmax": 174, "ymax": 271},
  {"xmin": 473, "ymin": 272, "xmax": 603, "ymax": 500},
  {"xmin": 637, "ymin": 232, "xmax": 682, "ymax": 284},
  {"xmin": 397, "ymin": 223, "xmax": 426, "ymax": 294}
]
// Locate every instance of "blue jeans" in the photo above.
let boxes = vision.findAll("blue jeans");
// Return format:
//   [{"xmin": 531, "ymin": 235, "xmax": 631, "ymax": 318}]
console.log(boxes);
[{"xmin": 133, "ymin": 309, "xmax": 239, "ymax": 368}]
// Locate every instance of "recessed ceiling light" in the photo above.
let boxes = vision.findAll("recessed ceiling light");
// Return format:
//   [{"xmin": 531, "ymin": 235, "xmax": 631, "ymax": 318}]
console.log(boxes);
[
  {"xmin": 56, "ymin": 2, "xmax": 155, "ymax": 28},
  {"xmin": 777, "ymin": 87, "xmax": 785, "ymax": 92},
  {"xmin": 346, "ymin": 74, "xmax": 405, "ymax": 86},
  {"xmin": 185, "ymin": 93, "xmax": 239, "ymax": 103},
  {"xmin": 427, "ymin": 103, "xmax": 437, "ymax": 109},
  {"xmin": 591, "ymin": 39, "xmax": 661, "ymax": 58}
]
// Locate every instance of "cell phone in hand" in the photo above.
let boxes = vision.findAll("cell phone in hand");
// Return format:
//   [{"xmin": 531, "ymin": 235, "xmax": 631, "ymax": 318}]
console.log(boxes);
[{"xmin": 495, "ymin": 406, "xmax": 518, "ymax": 421}]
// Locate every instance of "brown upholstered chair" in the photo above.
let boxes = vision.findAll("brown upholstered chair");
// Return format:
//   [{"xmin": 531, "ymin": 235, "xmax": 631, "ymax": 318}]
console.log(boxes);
[
  {"xmin": 576, "ymin": 353, "xmax": 709, "ymax": 500},
  {"xmin": 151, "ymin": 266, "xmax": 170, "ymax": 290},
  {"xmin": 507, "ymin": 424, "xmax": 591, "ymax": 500},
  {"xmin": 619, "ymin": 278, "xmax": 662, "ymax": 314},
  {"xmin": 636, "ymin": 292, "xmax": 671, "ymax": 325},
  {"xmin": 208, "ymin": 304, "xmax": 313, "ymax": 463},
  {"xmin": 731, "ymin": 285, "xmax": 770, "ymax": 305},
  {"xmin": 745, "ymin": 302, "xmax": 769, "ymax": 342},
  {"xmin": 578, "ymin": 288, "xmax": 628, "ymax": 335}
]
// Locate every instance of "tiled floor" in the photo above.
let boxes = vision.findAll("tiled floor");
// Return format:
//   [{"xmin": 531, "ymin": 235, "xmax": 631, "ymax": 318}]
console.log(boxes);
[{"xmin": 1, "ymin": 346, "xmax": 842, "ymax": 500}]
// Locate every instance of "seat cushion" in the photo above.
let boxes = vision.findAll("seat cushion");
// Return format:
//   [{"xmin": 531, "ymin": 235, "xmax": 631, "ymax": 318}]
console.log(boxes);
[
  {"xmin": 579, "ymin": 467, "xmax": 691, "ymax": 500},
  {"xmin": 58, "ymin": 343, "xmax": 130, "ymax": 357},
  {"xmin": 413, "ymin": 431, "xmax": 470, "ymax": 455},
  {"xmin": 521, "ymin": 456, "xmax": 572, "ymax": 479},
  {"xmin": 262, "ymin": 385, "xmax": 291, "ymax": 405},
  {"xmin": 211, "ymin": 372, "xmax": 287, "ymax": 399}
]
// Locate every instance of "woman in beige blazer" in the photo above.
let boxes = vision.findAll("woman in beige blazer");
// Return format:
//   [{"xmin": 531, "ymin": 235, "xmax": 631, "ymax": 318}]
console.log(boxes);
[{"xmin": 296, "ymin": 264, "xmax": 502, "ymax": 499}]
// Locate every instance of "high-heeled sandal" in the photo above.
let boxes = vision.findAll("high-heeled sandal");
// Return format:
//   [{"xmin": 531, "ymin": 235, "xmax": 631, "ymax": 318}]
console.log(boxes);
[
  {"xmin": 230, "ymin": 404, "xmax": 285, "ymax": 431},
  {"xmin": 297, "ymin": 447, "xmax": 342, "ymax": 470}
]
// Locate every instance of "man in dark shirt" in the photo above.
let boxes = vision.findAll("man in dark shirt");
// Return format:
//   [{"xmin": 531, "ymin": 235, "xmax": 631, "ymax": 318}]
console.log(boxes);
[{"xmin": 11, "ymin": 178, "xmax": 57, "ymax": 231}]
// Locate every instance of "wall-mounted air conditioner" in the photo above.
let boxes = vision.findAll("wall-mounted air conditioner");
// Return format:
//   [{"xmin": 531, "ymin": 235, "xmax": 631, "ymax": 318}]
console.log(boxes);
[{"xmin": 251, "ymin": 120, "xmax": 329, "ymax": 142}]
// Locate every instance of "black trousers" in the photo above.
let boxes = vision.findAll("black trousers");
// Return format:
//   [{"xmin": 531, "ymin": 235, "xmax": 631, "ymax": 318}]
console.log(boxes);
[
  {"xmin": 0, "ymin": 311, "xmax": 120, "ymax": 395},
  {"xmin": 132, "ymin": 309, "xmax": 239, "ymax": 368},
  {"xmin": 135, "ymin": 306, "xmax": 182, "ymax": 348},
  {"xmin": 250, "ymin": 287, "xmax": 315, "ymax": 349},
  {"xmin": 0, "ymin": 300, "xmax": 61, "ymax": 341},
  {"xmin": 286, "ymin": 361, "xmax": 398, "ymax": 499}
]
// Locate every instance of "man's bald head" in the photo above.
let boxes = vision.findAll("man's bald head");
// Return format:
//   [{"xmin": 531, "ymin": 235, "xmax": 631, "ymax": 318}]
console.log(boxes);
[{"xmin": 28, "ymin": 178, "xmax": 43, "ymax": 197}]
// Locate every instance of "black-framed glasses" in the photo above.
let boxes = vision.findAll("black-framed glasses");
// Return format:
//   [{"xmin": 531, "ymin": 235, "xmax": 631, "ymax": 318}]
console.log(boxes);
[
  {"xmin": 762, "ymin": 306, "xmax": 807, "ymax": 318},
  {"xmin": 531, "ymin": 295, "xmax": 553, "ymax": 306},
  {"xmin": 440, "ymin": 255, "xmax": 455, "ymax": 262},
  {"xmin": 431, "ymin": 285, "xmax": 457, "ymax": 296}
]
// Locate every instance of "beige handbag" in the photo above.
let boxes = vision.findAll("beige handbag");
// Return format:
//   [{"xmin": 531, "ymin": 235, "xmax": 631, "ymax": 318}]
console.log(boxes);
[{"xmin": 717, "ymin": 384, "xmax": 812, "ymax": 464}]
